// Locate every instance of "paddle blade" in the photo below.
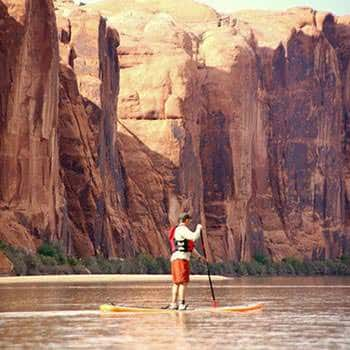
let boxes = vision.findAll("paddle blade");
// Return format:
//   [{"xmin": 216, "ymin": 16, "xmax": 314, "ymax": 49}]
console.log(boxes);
[{"xmin": 212, "ymin": 300, "xmax": 219, "ymax": 308}]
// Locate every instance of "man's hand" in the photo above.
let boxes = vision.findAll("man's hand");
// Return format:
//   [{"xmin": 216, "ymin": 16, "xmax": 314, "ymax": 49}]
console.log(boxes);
[
  {"xmin": 195, "ymin": 254, "xmax": 207, "ymax": 263},
  {"xmin": 200, "ymin": 255, "xmax": 208, "ymax": 264},
  {"xmin": 192, "ymin": 248, "xmax": 207, "ymax": 263}
]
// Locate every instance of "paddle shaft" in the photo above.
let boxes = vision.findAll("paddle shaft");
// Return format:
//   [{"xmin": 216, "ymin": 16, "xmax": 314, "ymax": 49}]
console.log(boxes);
[{"xmin": 200, "ymin": 230, "xmax": 218, "ymax": 307}]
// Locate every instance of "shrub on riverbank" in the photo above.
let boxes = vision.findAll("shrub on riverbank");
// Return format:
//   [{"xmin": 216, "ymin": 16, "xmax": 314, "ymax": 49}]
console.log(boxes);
[
  {"xmin": 0, "ymin": 240, "xmax": 349, "ymax": 276},
  {"xmin": 191, "ymin": 254, "xmax": 350, "ymax": 276},
  {"xmin": 202, "ymin": 256, "xmax": 350, "ymax": 276},
  {"xmin": 0, "ymin": 241, "xmax": 171, "ymax": 275},
  {"xmin": 0, "ymin": 241, "xmax": 76, "ymax": 275}
]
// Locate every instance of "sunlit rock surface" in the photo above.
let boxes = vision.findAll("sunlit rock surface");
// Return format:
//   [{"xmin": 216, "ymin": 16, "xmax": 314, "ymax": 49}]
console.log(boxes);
[
  {"xmin": 0, "ymin": 0, "xmax": 349, "ymax": 262},
  {"xmin": 102, "ymin": 3, "xmax": 350, "ymax": 261}
]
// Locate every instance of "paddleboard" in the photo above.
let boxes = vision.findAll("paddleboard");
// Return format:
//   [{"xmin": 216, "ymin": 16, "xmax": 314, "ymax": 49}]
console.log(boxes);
[{"xmin": 99, "ymin": 303, "xmax": 263, "ymax": 313}]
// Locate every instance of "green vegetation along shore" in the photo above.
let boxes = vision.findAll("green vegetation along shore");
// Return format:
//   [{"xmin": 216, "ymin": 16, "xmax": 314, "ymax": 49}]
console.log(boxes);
[{"xmin": 1, "ymin": 241, "xmax": 350, "ymax": 276}]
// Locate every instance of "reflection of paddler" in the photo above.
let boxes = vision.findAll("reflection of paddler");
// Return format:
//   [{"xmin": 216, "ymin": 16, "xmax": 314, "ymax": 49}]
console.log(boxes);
[
  {"xmin": 166, "ymin": 213, "xmax": 205, "ymax": 311},
  {"xmin": 173, "ymin": 309, "xmax": 189, "ymax": 335},
  {"xmin": 167, "ymin": 311, "xmax": 189, "ymax": 348},
  {"xmin": 175, "ymin": 309, "xmax": 187, "ymax": 326}
]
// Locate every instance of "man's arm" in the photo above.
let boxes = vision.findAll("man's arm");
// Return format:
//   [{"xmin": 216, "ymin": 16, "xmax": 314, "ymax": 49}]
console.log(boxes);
[
  {"xmin": 180, "ymin": 224, "xmax": 202, "ymax": 241},
  {"xmin": 192, "ymin": 248, "xmax": 207, "ymax": 262}
]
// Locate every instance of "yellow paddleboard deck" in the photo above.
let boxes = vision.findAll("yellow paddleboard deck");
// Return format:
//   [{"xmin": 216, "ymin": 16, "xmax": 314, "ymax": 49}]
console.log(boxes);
[{"xmin": 99, "ymin": 303, "xmax": 263, "ymax": 313}]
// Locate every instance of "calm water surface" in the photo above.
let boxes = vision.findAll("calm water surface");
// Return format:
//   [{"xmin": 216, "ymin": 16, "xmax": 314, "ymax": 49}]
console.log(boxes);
[{"xmin": 0, "ymin": 276, "xmax": 349, "ymax": 349}]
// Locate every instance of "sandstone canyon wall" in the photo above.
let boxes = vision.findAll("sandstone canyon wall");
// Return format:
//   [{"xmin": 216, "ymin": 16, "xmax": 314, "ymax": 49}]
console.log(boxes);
[
  {"xmin": 0, "ymin": 0, "xmax": 349, "ymax": 262},
  {"xmin": 104, "ymin": 4, "xmax": 350, "ymax": 261},
  {"xmin": 56, "ymin": 2, "xmax": 136, "ymax": 257},
  {"xmin": 0, "ymin": 0, "xmax": 136, "ymax": 257},
  {"xmin": 0, "ymin": 0, "xmax": 63, "ymax": 251}
]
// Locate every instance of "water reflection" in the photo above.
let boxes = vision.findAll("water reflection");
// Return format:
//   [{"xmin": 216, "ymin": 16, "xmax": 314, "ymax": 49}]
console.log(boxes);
[{"xmin": 0, "ymin": 277, "xmax": 349, "ymax": 349}]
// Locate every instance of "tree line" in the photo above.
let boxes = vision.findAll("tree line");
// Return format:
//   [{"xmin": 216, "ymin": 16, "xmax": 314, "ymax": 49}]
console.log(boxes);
[{"xmin": 1, "ymin": 241, "xmax": 349, "ymax": 276}]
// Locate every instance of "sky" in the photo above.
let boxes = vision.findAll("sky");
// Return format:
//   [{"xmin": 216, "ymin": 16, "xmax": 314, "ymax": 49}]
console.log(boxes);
[{"xmin": 80, "ymin": 0, "xmax": 350, "ymax": 15}]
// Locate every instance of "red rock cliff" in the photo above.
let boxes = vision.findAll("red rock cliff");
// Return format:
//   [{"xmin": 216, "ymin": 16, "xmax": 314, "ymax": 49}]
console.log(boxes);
[
  {"xmin": 230, "ymin": 9, "xmax": 347, "ymax": 260},
  {"xmin": 1, "ymin": 0, "xmax": 350, "ymax": 262},
  {"xmin": 0, "ymin": 0, "xmax": 63, "ymax": 252},
  {"xmin": 56, "ymin": 1, "xmax": 136, "ymax": 257},
  {"xmin": 101, "ymin": 4, "xmax": 350, "ymax": 261}
]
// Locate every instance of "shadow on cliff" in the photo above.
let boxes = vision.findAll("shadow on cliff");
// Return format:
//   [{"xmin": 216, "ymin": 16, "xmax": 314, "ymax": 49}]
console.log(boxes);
[
  {"xmin": 0, "ymin": 1, "xmax": 24, "ymax": 128},
  {"xmin": 116, "ymin": 118, "xmax": 176, "ymax": 210},
  {"xmin": 116, "ymin": 120, "xmax": 177, "ymax": 256},
  {"xmin": 117, "ymin": 119, "xmax": 177, "ymax": 182},
  {"xmin": 254, "ymin": 25, "xmax": 350, "ymax": 259}
]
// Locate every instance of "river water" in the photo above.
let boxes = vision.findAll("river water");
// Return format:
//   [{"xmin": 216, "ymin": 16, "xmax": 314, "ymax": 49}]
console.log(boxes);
[{"xmin": 0, "ymin": 276, "xmax": 349, "ymax": 349}]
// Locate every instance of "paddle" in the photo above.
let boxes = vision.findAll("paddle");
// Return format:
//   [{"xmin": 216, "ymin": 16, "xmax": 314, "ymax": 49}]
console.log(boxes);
[{"xmin": 200, "ymin": 229, "xmax": 218, "ymax": 307}]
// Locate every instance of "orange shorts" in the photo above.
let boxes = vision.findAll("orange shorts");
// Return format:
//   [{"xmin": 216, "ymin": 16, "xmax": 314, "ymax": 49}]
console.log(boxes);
[{"xmin": 171, "ymin": 259, "xmax": 190, "ymax": 284}]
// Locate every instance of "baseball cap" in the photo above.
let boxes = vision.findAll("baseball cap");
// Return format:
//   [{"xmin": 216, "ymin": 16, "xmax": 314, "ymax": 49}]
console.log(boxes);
[{"xmin": 178, "ymin": 212, "xmax": 191, "ymax": 222}]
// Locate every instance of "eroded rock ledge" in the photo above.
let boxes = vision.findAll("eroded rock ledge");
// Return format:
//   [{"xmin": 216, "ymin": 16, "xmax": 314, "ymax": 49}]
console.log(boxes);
[{"xmin": 0, "ymin": 0, "xmax": 349, "ymax": 262}]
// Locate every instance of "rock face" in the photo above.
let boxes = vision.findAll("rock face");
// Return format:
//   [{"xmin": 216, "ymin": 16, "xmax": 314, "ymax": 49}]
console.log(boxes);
[
  {"xmin": 110, "ymin": 10, "xmax": 205, "ymax": 257},
  {"xmin": 0, "ymin": 0, "xmax": 63, "ymax": 252},
  {"xmin": 0, "ymin": 0, "xmax": 134, "ymax": 258},
  {"xmin": 58, "ymin": 62, "xmax": 131, "ymax": 257},
  {"xmin": 230, "ymin": 9, "xmax": 345, "ymax": 260},
  {"xmin": 105, "ymin": 4, "xmax": 350, "ymax": 261},
  {"xmin": 56, "ymin": 2, "xmax": 137, "ymax": 257},
  {"xmin": 0, "ymin": 251, "xmax": 14, "ymax": 275},
  {"xmin": 0, "ymin": 0, "xmax": 349, "ymax": 262},
  {"xmin": 88, "ymin": 0, "xmax": 218, "ymax": 24},
  {"xmin": 332, "ymin": 15, "xmax": 350, "ymax": 256}
]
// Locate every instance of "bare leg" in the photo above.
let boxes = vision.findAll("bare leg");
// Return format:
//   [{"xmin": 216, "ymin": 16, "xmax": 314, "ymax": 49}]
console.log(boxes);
[
  {"xmin": 178, "ymin": 283, "xmax": 188, "ymax": 303},
  {"xmin": 171, "ymin": 284, "xmax": 179, "ymax": 304}
]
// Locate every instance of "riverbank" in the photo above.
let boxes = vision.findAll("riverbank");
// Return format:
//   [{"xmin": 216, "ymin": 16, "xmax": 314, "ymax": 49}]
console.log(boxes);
[
  {"xmin": 0, "ymin": 274, "xmax": 228, "ymax": 284},
  {"xmin": 1, "ymin": 240, "xmax": 350, "ymax": 277}
]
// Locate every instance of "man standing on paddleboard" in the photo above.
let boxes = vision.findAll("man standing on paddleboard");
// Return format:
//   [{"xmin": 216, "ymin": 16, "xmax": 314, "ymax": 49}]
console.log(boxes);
[{"xmin": 167, "ymin": 213, "xmax": 204, "ymax": 310}]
